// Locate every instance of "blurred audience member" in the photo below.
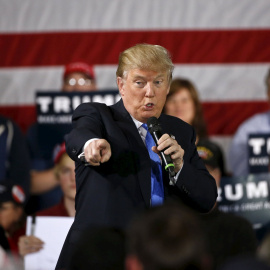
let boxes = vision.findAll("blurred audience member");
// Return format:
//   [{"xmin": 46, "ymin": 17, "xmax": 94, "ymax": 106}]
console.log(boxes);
[
  {"xmin": 67, "ymin": 227, "xmax": 126, "ymax": 270},
  {"xmin": 26, "ymin": 62, "xmax": 96, "ymax": 213},
  {"xmin": 125, "ymin": 202, "xmax": 211, "ymax": 270},
  {"xmin": 197, "ymin": 139, "xmax": 228, "ymax": 182},
  {"xmin": 0, "ymin": 183, "xmax": 27, "ymax": 268},
  {"xmin": 197, "ymin": 139, "xmax": 257, "ymax": 269},
  {"xmin": 228, "ymin": 68, "xmax": 270, "ymax": 177},
  {"xmin": 18, "ymin": 142, "xmax": 76, "ymax": 257},
  {"xmin": 0, "ymin": 115, "xmax": 30, "ymax": 198},
  {"xmin": 257, "ymin": 232, "xmax": 270, "ymax": 267},
  {"xmin": 163, "ymin": 78, "xmax": 208, "ymax": 143},
  {"xmin": 62, "ymin": 61, "xmax": 97, "ymax": 92}
]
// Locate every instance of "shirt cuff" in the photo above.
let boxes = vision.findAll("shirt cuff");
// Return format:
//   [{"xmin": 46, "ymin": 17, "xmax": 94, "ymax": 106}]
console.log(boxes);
[
  {"xmin": 78, "ymin": 138, "xmax": 99, "ymax": 159},
  {"xmin": 169, "ymin": 160, "xmax": 184, "ymax": 185}
]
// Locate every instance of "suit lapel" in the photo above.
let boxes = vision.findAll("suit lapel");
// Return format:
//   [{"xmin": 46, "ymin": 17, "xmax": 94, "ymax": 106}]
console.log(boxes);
[{"xmin": 111, "ymin": 100, "xmax": 151, "ymax": 207}]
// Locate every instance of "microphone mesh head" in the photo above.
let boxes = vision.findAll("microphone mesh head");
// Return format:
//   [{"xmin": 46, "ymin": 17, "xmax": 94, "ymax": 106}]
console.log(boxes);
[{"xmin": 147, "ymin": 117, "xmax": 161, "ymax": 134}]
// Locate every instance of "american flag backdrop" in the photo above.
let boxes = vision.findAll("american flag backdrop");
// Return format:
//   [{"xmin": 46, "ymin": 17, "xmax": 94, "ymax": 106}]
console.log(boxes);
[{"xmin": 0, "ymin": 0, "xmax": 270, "ymax": 171}]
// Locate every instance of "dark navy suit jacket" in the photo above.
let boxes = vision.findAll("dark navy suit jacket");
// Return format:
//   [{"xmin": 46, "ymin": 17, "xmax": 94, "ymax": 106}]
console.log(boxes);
[{"xmin": 56, "ymin": 99, "xmax": 217, "ymax": 269}]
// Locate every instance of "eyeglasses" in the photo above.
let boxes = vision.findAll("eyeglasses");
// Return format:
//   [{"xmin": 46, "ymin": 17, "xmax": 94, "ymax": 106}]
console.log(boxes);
[{"xmin": 64, "ymin": 78, "xmax": 94, "ymax": 86}]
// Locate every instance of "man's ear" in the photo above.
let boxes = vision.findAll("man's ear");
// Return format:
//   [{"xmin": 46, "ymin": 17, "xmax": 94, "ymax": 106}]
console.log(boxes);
[
  {"xmin": 125, "ymin": 255, "xmax": 144, "ymax": 270},
  {"xmin": 117, "ymin": 77, "xmax": 125, "ymax": 96}
]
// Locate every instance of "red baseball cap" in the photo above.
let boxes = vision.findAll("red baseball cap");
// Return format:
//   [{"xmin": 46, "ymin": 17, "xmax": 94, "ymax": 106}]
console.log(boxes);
[
  {"xmin": 53, "ymin": 142, "xmax": 66, "ymax": 164},
  {"xmin": 64, "ymin": 62, "xmax": 95, "ymax": 80}
]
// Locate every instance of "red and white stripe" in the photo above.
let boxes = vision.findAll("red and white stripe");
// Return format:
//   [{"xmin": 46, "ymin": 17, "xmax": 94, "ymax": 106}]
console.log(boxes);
[{"xmin": 1, "ymin": 0, "xmax": 270, "ymax": 170}]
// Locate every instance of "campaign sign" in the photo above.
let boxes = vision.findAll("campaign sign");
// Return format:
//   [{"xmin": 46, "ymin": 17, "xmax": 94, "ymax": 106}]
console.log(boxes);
[
  {"xmin": 248, "ymin": 133, "xmax": 270, "ymax": 174},
  {"xmin": 218, "ymin": 173, "xmax": 270, "ymax": 239},
  {"xmin": 34, "ymin": 90, "xmax": 120, "ymax": 162},
  {"xmin": 36, "ymin": 90, "xmax": 120, "ymax": 125}
]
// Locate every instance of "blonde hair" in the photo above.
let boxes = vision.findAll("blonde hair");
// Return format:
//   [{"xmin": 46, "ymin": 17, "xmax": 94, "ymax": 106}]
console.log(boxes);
[
  {"xmin": 54, "ymin": 152, "xmax": 69, "ymax": 179},
  {"xmin": 116, "ymin": 44, "xmax": 174, "ymax": 82}
]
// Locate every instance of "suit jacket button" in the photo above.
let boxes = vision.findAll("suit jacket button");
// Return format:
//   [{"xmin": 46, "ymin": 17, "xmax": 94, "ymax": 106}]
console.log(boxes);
[{"xmin": 72, "ymin": 148, "xmax": 77, "ymax": 154}]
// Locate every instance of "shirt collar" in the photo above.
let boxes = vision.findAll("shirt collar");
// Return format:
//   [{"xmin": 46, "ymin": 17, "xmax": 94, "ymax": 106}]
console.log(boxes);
[
  {"xmin": 130, "ymin": 115, "xmax": 144, "ymax": 130},
  {"xmin": 130, "ymin": 115, "xmax": 147, "ymax": 139}
]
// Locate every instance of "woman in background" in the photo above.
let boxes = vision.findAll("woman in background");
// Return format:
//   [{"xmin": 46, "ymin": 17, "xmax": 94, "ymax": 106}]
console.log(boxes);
[{"xmin": 164, "ymin": 78, "xmax": 208, "ymax": 143}]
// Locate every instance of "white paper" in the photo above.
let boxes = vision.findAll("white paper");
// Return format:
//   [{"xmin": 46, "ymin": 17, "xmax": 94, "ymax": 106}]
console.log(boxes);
[{"xmin": 24, "ymin": 216, "xmax": 74, "ymax": 270}]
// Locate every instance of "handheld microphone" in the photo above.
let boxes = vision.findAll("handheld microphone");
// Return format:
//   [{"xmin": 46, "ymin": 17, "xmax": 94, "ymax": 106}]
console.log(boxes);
[{"xmin": 147, "ymin": 117, "xmax": 176, "ymax": 178}]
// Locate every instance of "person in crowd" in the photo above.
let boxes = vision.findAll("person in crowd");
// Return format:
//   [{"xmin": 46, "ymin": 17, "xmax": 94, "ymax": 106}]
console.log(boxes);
[
  {"xmin": 0, "ymin": 115, "xmax": 30, "ymax": 198},
  {"xmin": 163, "ymin": 77, "xmax": 208, "ymax": 143},
  {"xmin": 18, "ymin": 142, "xmax": 76, "ymax": 257},
  {"xmin": 125, "ymin": 202, "xmax": 211, "ymax": 270},
  {"xmin": 61, "ymin": 61, "xmax": 97, "ymax": 92},
  {"xmin": 56, "ymin": 43, "xmax": 217, "ymax": 269},
  {"xmin": 26, "ymin": 62, "xmax": 97, "ymax": 214},
  {"xmin": 228, "ymin": 68, "xmax": 270, "ymax": 177},
  {"xmin": 0, "ymin": 183, "xmax": 28, "ymax": 268},
  {"xmin": 197, "ymin": 139, "xmax": 257, "ymax": 269},
  {"xmin": 197, "ymin": 139, "xmax": 228, "ymax": 183}
]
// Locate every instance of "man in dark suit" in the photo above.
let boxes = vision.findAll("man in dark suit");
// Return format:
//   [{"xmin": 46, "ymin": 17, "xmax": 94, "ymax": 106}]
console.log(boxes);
[{"xmin": 56, "ymin": 44, "xmax": 217, "ymax": 269}]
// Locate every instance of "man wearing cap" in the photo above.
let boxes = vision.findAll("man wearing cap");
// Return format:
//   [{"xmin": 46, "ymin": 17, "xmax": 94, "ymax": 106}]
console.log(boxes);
[
  {"xmin": 62, "ymin": 62, "xmax": 97, "ymax": 92},
  {"xmin": 56, "ymin": 44, "xmax": 217, "ymax": 269},
  {"xmin": 26, "ymin": 61, "xmax": 97, "ymax": 214},
  {"xmin": 197, "ymin": 138, "xmax": 227, "ymax": 187}
]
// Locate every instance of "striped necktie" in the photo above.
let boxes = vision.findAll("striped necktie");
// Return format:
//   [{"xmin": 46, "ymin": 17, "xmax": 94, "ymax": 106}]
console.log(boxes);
[{"xmin": 142, "ymin": 123, "xmax": 164, "ymax": 206}]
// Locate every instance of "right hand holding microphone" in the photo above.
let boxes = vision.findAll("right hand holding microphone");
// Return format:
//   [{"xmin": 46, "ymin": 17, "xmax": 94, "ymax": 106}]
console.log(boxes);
[{"xmin": 152, "ymin": 133, "xmax": 184, "ymax": 173}]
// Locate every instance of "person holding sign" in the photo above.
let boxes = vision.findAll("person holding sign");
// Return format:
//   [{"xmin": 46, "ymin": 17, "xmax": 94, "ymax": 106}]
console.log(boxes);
[
  {"xmin": 56, "ymin": 43, "xmax": 217, "ymax": 269},
  {"xmin": 229, "ymin": 68, "xmax": 270, "ymax": 177},
  {"xmin": 18, "ymin": 142, "xmax": 76, "ymax": 257}
]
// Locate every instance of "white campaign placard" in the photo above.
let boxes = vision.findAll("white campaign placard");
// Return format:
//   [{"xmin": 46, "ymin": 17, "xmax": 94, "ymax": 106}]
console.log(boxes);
[{"xmin": 25, "ymin": 216, "xmax": 74, "ymax": 270}]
